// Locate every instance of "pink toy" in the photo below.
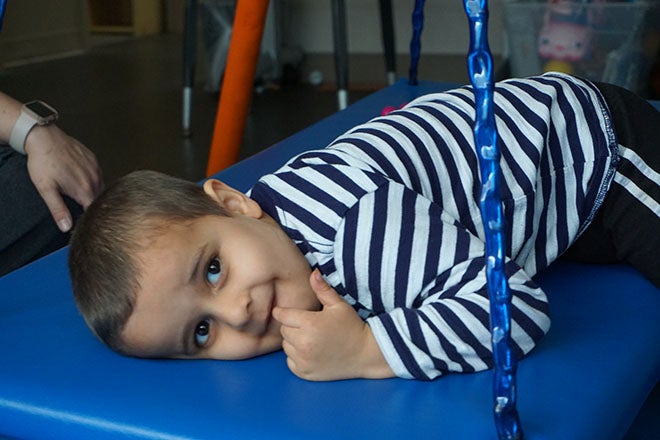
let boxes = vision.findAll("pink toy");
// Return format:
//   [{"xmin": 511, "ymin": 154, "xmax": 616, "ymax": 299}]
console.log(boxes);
[
  {"xmin": 381, "ymin": 106, "xmax": 397, "ymax": 116},
  {"xmin": 380, "ymin": 102, "xmax": 407, "ymax": 116},
  {"xmin": 538, "ymin": 20, "xmax": 591, "ymax": 63},
  {"xmin": 537, "ymin": 1, "xmax": 592, "ymax": 73}
]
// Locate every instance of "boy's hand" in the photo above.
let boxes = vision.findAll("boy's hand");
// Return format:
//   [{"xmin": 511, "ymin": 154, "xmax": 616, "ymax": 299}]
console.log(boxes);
[{"xmin": 272, "ymin": 270, "xmax": 394, "ymax": 381}]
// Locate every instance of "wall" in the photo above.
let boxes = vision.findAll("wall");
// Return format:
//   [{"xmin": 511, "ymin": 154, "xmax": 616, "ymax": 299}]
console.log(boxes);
[
  {"xmin": 178, "ymin": 0, "xmax": 508, "ymax": 86},
  {"xmin": 285, "ymin": 0, "xmax": 505, "ymax": 55},
  {"xmin": 0, "ymin": 0, "xmax": 507, "ymax": 83},
  {"xmin": 279, "ymin": 0, "xmax": 506, "ymax": 85},
  {"xmin": 161, "ymin": 0, "xmax": 507, "ymax": 56}
]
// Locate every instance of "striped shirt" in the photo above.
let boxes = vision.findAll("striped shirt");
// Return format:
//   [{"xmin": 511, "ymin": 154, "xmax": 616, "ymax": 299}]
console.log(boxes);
[{"xmin": 249, "ymin": 73, "xmax": 618, "ymax": 380}]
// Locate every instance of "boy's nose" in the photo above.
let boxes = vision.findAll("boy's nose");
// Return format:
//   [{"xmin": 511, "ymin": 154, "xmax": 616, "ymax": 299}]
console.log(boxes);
[{"xmin": 216, "ymin": 290, "xmax": 252, "ymax": 330}]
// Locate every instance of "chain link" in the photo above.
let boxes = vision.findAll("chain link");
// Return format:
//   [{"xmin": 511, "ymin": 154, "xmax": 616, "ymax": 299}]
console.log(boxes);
[{"xmin": 463, "ymin": 1, "xmax": 523, "ymax": 438}]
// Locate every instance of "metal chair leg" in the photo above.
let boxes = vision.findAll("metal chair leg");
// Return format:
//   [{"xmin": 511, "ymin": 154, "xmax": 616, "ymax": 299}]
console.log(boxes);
[
  {"xmin": 182, "ymin": 0, "xmax": 198, "ymax": 137},
  {"xmin": 379, "ymin": 0, "xmax": 397, "ymax": 85},
  {"xmin": 331, "ymin": 0, "xmax": 348, "ymax": 110}
]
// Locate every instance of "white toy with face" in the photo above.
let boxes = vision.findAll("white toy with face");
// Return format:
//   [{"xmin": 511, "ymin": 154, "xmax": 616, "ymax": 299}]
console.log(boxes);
[{"xmin": 538, "ymin": 20, "xmax": 591, "ymax": 62}]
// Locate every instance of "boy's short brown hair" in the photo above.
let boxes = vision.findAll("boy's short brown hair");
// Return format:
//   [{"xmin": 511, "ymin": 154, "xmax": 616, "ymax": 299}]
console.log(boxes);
[{"xmin": 68, "ymin": 170, "xmax": 229, "ymax": 353}]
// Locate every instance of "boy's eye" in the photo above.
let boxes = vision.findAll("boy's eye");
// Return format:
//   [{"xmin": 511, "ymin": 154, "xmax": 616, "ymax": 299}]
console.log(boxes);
[
  {"xmin": 194, "ymin": 319, "xmax": 211, "ymax": 348},
  {"xmin": 206, "ymin": 257, "xmax": 222, "ymax": 285}
]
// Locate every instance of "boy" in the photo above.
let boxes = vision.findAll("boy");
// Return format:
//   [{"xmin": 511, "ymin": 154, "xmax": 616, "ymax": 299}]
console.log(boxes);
[{"xmin": 69, "ymin": 73, "xmax": 659, "ymax": 382}]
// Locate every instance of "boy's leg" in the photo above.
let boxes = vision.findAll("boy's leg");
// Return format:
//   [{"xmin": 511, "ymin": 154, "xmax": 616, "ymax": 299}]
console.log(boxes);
[
  {"xmin": 0, "ymin": 148, "xmax": 82, "ymax": 277},
  {"xmin": 563, "ymin": 83, "xmax": 660, "ymax": 286}
]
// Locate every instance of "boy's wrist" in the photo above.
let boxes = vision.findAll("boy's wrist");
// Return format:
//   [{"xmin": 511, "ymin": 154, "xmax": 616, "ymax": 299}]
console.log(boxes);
[{"xmin": 357, "ymin": 324, "xmax": 395, "ymax": 379}]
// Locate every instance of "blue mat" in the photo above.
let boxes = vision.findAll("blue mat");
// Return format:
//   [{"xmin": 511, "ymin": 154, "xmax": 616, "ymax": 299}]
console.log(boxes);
[{"xmin": 1, "ymin": 80, "xmax": 658, "ymax": 439}]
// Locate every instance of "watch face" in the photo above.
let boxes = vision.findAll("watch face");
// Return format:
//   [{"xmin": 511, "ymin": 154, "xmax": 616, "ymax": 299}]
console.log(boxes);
[{"xmin": 25, "ymin": 100, "xmax": 57, "ymax": 119}]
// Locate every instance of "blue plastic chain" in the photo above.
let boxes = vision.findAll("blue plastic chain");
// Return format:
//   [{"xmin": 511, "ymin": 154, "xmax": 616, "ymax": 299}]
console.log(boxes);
[
  {"xmin": 462, "ymin": 1, "xmax": 522, "ymax": 439},
  {"xmin": 408, "ymin": 0, "xmax": 425, "ymax": 85},
  {"xmin": 0, "ymin": 0, "xmax": 7, "ymax": 32}
]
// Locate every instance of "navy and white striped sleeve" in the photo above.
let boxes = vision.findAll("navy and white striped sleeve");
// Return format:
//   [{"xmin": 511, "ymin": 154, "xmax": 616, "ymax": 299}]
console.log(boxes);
[{"xmin": 334, "ymin": 180, "xmax": 551, "ymax": 381}]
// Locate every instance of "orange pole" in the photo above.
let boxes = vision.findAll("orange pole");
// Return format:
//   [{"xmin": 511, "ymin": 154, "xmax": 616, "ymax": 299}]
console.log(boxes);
[{"xmin": 206, "ymin": 0, "xmax": 270, "ymax": 176}]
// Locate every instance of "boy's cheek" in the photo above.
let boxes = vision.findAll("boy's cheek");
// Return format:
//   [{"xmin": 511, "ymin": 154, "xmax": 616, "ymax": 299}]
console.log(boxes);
[
  {"xmin": 236, "ymin": 335, "xmax": 283, "ymax": 360},
  {"xmin": 231, "ymin": 330, "xmax": 285, "ymax": 360}
]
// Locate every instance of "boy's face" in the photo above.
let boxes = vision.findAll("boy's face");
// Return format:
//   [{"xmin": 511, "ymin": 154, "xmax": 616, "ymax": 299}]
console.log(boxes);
[{"xmin": 120, "ymin": 180, "xmax": 321, "ymax": 360}]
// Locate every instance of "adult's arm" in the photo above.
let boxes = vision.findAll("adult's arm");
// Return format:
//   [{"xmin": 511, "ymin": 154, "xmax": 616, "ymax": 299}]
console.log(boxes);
[{"xmin": 0, "ymin": 92, "xmax": 103, "ymax": 231}]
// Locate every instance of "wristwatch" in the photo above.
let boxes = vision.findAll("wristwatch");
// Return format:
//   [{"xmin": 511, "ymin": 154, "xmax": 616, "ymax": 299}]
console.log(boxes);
[{"xmin": 8, "ymin": 100, "xmax": 59, "ymax": 154}]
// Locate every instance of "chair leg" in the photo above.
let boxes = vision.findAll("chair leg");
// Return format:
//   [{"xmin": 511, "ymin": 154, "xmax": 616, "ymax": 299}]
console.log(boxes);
[
  {"xmin": 182, "ymin": 0, "xmax": 197, "ymax": 137},
  {"xmin": 331, "ymin": 0, "xmax": 348, "ymax": 110},
  {"xmin": 206, "ymin": 0, "xmax": 270, "ymax": 176},
  {"xmin": 378, "ymin": 0, "xmax": 396, "ymax": 85}
]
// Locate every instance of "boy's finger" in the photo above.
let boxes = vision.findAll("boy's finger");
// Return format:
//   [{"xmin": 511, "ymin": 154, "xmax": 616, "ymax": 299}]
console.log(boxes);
[
  {"xmin": 310, "ymin": 270, "xmax": 342, "ymax": 307},
  {"xmin": 272, "ymin": 306, "xmax": 306, "ymax": 327}
]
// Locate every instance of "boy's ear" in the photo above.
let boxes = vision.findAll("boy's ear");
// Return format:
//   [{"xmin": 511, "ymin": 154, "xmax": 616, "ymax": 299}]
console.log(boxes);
[{"xmin": 202, "ymin": 179, "xmax": 262, "ymax": 218}]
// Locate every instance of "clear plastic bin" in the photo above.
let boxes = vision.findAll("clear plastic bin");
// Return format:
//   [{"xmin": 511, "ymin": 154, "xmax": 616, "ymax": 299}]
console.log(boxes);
[
  {"xmin": 503, "ymin": 1, "xmax": 660, "ymax": 93},
  {"xmin": 200, "ymin": 0, "xmax": 282, "ymax": 92}
]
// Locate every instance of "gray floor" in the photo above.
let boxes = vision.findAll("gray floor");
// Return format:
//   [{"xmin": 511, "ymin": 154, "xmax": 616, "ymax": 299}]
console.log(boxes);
[{"xmin": 0, "ymin": 33, "xmax": 370, "ymax": 185}]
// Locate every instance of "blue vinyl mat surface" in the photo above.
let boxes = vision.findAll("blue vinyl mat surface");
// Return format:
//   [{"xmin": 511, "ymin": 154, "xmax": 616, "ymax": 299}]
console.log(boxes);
[{"xmin": 1, "ymin": 80, "xmax": 658, "ymax": 439}]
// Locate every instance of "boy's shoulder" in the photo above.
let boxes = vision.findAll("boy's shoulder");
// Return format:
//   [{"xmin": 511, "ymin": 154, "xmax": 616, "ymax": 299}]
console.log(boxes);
[
  {"xmin": 252, "ymin": 147, "xmax": 389, "ymax": 209},
  {"xmin": 249, "ymin": 149, "xmax": 398, "ymax": 279}
]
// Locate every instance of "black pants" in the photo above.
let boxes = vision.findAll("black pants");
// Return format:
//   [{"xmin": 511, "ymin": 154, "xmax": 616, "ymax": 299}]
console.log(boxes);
[
  {"xmin": 0, "ymin": 147, "xmax": 82, "ymax": 277},
  {"xmin": 561, "ymin": 83, "xmax": 660, "ymax": 287}
]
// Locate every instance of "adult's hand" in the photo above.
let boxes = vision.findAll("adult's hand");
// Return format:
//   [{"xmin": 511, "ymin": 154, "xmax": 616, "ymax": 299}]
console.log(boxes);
[{"xmin": 25, "ymin": 124, "xmax": 103, "ymax": 232}]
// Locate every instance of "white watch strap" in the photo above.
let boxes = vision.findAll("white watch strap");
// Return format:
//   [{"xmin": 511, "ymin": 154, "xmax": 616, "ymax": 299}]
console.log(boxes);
[{"xmin": 8, "ymin": 111, "xmax": 38, "ymax": 155}]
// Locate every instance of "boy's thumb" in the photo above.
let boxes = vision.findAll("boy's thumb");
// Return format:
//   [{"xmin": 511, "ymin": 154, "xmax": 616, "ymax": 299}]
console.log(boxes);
[{"xmin": 310, "ymin": 269, "xmax": 341, "ymax": 307}]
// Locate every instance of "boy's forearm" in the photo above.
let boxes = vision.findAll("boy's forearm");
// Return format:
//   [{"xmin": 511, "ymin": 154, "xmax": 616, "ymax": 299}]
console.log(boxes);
[{"xmin": 357, "ymin": 324, "xmax": 396, "ymax": 379}]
